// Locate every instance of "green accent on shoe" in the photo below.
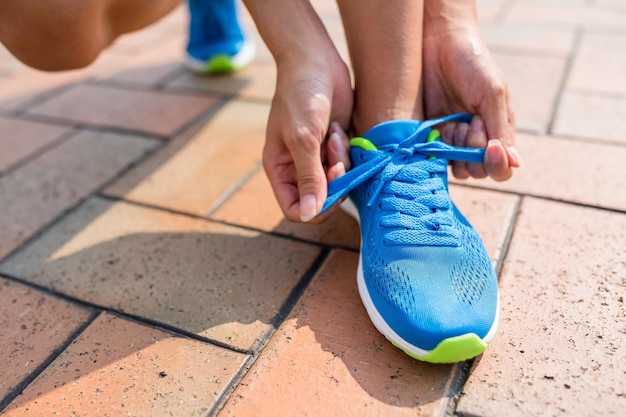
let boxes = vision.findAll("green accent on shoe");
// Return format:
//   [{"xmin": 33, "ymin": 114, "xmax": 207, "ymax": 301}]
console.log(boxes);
[
  {"xmin": 205, "ymin": 54, "xmax": 238, "ymax": 74},
  {"xmin": 391, "ymin": 333, "xmax": 488, "ymax": 364},
  {"xmin": 350, "ymin": 137, "xmax": 378, "ymax": 151},
  {"xmin": 426, "ymin": 129, "xmax": 440, "ymax": 143},
  {"xmin": 426, "ymin": 129, "xmax": 440, "ymax": 160}
]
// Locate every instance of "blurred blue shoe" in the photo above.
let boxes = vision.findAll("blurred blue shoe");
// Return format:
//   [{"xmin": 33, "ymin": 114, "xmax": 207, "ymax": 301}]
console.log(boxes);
[
  {"xmin": 186, "ymin": 0, "xmax": 255, "ymax": 74},
  {"xmin": 321, "ymin": 114, "xmax": 499, "ymax": 363}
]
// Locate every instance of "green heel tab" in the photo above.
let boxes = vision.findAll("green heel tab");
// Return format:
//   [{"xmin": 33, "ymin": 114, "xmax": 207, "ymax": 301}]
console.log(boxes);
[{"xmin": 350, "ymin": 137, "xmax": 378, "ymax": 151}]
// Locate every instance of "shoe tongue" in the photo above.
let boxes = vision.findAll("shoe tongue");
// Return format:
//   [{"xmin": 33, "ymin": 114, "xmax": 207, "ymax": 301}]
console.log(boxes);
[{"xmin": 362, "ymin": 120, "xmax": 425, "ymax": 148}]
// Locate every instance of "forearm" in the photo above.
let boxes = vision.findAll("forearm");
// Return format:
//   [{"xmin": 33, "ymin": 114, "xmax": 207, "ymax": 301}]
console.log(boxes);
[
  {"xmin": 336, "ymin": 0, "xmax": 425, "ymax": 133},
  {"xmin": 242, "ymin": 0, "xmax": 337, "ymax": 66}
]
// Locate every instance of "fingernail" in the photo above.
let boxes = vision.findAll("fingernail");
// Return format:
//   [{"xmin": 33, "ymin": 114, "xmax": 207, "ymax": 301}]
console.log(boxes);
[
  {"xmin": 470, "ymin": 116, "xmax": 484, "ymax": 132},
  {"xmin": 486, "ymin": 139, "xmax": 503, "ymax": 165},
  {"xmin": 300, "ymin": 194, "xmax": 317, "ymax": 222},
  {"xmin": 508, "ymin": 146, "xmax": 525, "ymax": 169},
  {"xmin": 329, "ymin": 131, "xmax": 344, "ymax": 154},
  {"xmin": 334, "ymin": 161, "xmax": 346, "ymax": 177}
]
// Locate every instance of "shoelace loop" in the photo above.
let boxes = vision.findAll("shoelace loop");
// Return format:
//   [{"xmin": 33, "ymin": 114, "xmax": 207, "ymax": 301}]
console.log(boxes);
[{"xmin": 321, "ymin": 113, "xmax": 486, "ymax": 214}]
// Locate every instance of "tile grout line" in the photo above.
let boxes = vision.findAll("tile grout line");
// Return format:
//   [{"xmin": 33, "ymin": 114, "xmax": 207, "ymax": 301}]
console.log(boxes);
[
  {"xmin": 486, "ymin": 123, "xmax": 626, "ymax": 148},
  {"xmin": 95, "ymin": 193, "xmax": 360, "ymax": 253},
  {"xmin": 0, "ymin": 309, "xmax": 101, "ymax": 412},
  {"xmin": 443, "ymin": 360, "xmax": 477, "ymax": 417},
  {"xmin": 0, "ymin": 133, "xmax": 166, "ymax": 264},
  {"xmin": 0, "ymin": 271, "xmax": 252, "ymax": 356},
  {"xmin": 90, "ymin": 75, "xmax": 274, "ymax": 106},
  {"xmin": 0, "ymin": 128, "xmax": 80, "ymax": 178},
  {"xmin": 206, "ymin": 248, "xmax": 333, "ymax": 417},
  {"xmin": 13, "ymin": 86, "xmax": 231, "ymax": 141},
  {"xmin": 203, "ymin": 162, "xmax": 264, "ymax": 218},
  {"xmin": 451, "ymin": 181, "xmax": 626, "ymax": 216},
  {"xmin": 494, "ymin": 194, "xmax": 524, "ymax": 278},
  {"xmin": 546, "ymin": 27, "xmax": 583, "ymax": 135},
  {"xmin": 6, "ymin": 81, "xmax": 82, "ymax": 113}
]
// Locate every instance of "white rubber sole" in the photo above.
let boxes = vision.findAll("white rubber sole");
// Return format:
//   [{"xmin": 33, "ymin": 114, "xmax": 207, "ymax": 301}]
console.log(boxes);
[{"xmin": 185, "ymin": 38, "xmax": 256, "ymax": 74}]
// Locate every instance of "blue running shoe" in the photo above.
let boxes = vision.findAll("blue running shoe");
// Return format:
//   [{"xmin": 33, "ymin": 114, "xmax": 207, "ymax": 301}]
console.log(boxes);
[
  {"xmin": 186, "ymin": 0, "xmax": 255, "ymax": 74},
  {"xmin": 321, "ymin": 114, "xmax": 499, "ymax": 363}
]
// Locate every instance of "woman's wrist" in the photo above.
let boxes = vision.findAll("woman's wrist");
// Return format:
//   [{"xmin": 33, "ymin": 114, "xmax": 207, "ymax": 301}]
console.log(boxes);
[
  {"xmin": 243, "ymin": 0, "xmax": 337, "ymax": 66},
  {"xmin": 424, "ymin": 0, "xmax": 478, "ymax": 35}
]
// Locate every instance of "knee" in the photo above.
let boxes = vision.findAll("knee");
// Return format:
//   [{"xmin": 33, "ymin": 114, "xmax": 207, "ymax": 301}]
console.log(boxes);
[{"xmin": 0, "ymin": 2, "xmax": 107, "ymax": 71}]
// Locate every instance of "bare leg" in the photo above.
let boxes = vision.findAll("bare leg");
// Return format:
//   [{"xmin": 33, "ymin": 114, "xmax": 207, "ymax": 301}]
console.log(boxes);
[
  {"xmin": 336, "ymin": 0, "xmax": 425, "ymax": 135},
  {"xmin": 0, "ymin": 0, "xmax": 182, "ymax": 71}
]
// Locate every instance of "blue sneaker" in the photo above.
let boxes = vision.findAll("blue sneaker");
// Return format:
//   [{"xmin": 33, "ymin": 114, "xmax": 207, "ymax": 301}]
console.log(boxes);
[
  {"xmin": 321, "ymin": 114, "xmax": 499, "ymax": 363},
  {"xmin": 185, "ymin": 0, "xmax": 255, "ymax": 74}
]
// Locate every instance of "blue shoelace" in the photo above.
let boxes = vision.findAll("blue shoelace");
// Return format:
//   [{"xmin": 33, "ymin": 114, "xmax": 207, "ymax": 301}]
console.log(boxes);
[{"xmin": 321, "ymin": 113, "xmax": 486, "ymax": 247}]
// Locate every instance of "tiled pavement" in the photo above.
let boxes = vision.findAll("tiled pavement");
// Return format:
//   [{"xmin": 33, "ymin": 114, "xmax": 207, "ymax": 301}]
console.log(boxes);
[{"xmin": 0, "ymin": 0, "xmax": 625, "ymax": 416}]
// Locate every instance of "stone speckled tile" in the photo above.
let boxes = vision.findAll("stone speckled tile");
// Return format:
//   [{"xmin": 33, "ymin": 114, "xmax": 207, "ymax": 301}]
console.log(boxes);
[
  {"xmin": 0, "ymin": 197, "xmax": 322, "ymax": 352},
  {"xmin": 2, "ymin": 312, "xmax": 247, "ymax": 417},
  {"xmin": 0, "ymin": 130, "xmax": 157, "ymax": 261},
  {"xmin": 456, "ymin": 197, "xmax": 626, "ymax": 417},
  {"xmin": 0, "ymin": 278, "xmax": 94, "ymax": 402},
  {"xmin": 220, "ymin": 249, "xmax": 461, "ymax": 417}
]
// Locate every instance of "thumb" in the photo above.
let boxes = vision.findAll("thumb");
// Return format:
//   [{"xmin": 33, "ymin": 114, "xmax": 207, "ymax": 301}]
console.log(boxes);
[{"xmin": 289, "ymin": 132, "xmax": 327, "ymax": 223}]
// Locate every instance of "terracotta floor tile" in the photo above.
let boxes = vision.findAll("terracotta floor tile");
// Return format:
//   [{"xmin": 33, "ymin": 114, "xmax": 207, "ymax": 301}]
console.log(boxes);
[
  {"xmin": 26, "ymin": 84, "xmax": 217, "ymax": 137},
  {"xmin": 0, "ymin": 278, "xmax": 94, "ymax": 402},
  {"xmin": 0, "ymin": 130, "xmax": 157, "ymax": 261},
  {"xmin": 493, "ymin": 53, "xmax": 567, "ymax": 133},
  {"xmin": 104, "ymin": 100, "xmax": 268, "ymax": 216},
  {"xmin": 505, "ymin": 0, "xmax": 626, "ymax": 29},
  {"xmin": 220, "ymin": 249, "xmax": 459, "ymax": 417},
  {"xmin": 0, "ymin": 117, "xmax": 70, "ymax": 173},
  {"xmin": 552, "ymin": 92, "xmax": 626, "ymax": 144},
  {"xmin": 456, "ymin": 197, "xmax": 626, "ymax": 417},
  {"xmin": 2, "ymin": 312, "xmax": 247, "ymax": 417},
  {"xmin": 480, "ymin": 24, "xmax": 576, "ymax": 57},
  {"xmin": 166, "ymin": 61, "xmax": 276, "ymax": 102},
  {"xmin": 567, "ymin": 33, "xmax": 626, "ymax": 96},
  {"xmin": 211, "ymin": 169, "xmax": 361, "ymax": 250},
  {"xmin": 0, "ymin": 197, "xmax": 322, "ymax": 352},
  {"xmin": 453, "ymin": 132, "xmax": 626, "ymax": 211}
]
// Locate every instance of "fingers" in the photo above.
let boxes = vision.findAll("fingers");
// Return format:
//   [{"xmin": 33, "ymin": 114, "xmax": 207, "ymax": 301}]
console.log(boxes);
[
  {"xmin": 478, "ymin": 74, "xmax": 524, "ymax": 174},
  {"xmin": 326, "ymin": 121, "xmax": 351, "ymax": 172},
  {"xmin": 287, "ymin": 127, "xmax": 328, "ymax": 223},
  {"xmin": 484, "ymin": 139, "xmax": 511, "ymax": 181},
  {"xmin": 446, "ymin": 115, "xmax": 513, "ymax": 181}
]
